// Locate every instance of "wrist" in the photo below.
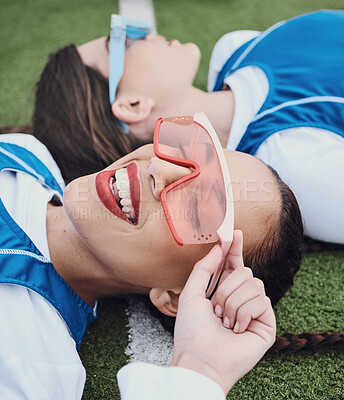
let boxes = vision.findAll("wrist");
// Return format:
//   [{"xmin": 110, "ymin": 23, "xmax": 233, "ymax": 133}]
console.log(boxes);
[{"xmin": 170, "ymin": 351, "xmax": 234, "ymax": 394}]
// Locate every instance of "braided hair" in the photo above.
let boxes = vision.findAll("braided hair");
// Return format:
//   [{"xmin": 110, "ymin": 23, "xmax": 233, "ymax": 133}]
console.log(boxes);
[{"xmin": 272, "ymin": 332, "xmax": 344, "ymax": 352}]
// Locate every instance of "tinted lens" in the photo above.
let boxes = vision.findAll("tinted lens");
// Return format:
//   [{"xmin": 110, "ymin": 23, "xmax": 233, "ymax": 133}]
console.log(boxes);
[{"xmin": 157, "ymin": 117, "xmax": 227, "ymax": 245}]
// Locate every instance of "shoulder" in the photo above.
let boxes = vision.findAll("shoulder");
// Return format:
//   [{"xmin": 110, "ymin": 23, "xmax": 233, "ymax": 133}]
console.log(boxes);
[
  {"xmin": 0, "ymin": 133, "xmax": 65, "ymax": 188},
  {"xmin": 213, "ymin": 30, "xmax": 261, "ymax": 55},
  {"xmin": 208, "ymin": 30, "xmax": 260, "ymax": 91},
  {"xmin": 255, "ymin": 127, "xmax": 344, "ymax": 243}
]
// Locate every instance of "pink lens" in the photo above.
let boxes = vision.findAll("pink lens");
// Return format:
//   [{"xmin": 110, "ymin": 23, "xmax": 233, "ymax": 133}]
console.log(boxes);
[{"xmin": 157, "ymin": 116, "xmax": 227, "ymax": 245}]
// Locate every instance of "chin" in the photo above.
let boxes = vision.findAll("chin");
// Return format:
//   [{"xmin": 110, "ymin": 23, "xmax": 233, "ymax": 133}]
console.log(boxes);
[
  {"xmin": 185, "ymin": 42, "xmax": 201, "ymax": 63},
  {"xmin": 185, "ymin": 43, "xmax": 201, "ymax": 78}
]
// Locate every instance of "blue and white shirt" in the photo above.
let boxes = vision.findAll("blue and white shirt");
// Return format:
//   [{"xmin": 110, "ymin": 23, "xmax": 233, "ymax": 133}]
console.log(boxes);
[
  {"xmin": 208, "ymin": 11, "xmax": 344, "ymax": 243},
  {"xmin": 0, "ymin": 134, "xmax": 88, "ymax": 399}
]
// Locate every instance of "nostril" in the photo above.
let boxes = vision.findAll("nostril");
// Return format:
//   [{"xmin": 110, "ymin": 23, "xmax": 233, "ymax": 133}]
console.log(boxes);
[
  {"xmin": 150, "ymin": 174, "xmax": 156, "ymax": 192},
  {"xmin": 149, "ymin": 173, "xmax": 162, "ymax": 201}
]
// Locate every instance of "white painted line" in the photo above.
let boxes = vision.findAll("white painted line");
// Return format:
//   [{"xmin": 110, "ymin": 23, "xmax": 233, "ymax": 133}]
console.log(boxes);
[
  {"xmin": 119, "ymin": 0, "xmax": 157, "ymax": 34},
  {"xmin": 125, "ymin": 297, "xmax": 173, "ymax": 366}
]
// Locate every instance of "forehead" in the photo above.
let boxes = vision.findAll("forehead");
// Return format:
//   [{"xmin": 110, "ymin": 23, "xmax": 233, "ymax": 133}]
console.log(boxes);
[
  {"xmin": 224, "ymin": 150, "xmax": 281, "ymax": 247},
  {"xmin": 225, "ymin": 150, "xmax": 276, "ymax": 196},
  {"xmin": 77, "ymin": 36, "xmax": 109, "ymax": 78}
]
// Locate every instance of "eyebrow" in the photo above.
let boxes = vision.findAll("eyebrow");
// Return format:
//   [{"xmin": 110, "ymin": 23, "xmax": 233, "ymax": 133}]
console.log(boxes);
[
  {"xmin": 190, "ymin": 192, "xmax": 202, "ymax": 231},
  {"xmin": 178, "ymin": 142, "xmax": 188, "ymax": 159}
]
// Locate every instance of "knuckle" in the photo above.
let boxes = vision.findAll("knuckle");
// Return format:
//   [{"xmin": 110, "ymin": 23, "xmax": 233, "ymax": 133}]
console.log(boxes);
[
  {"xmin": 252, "ymin": 277, "xmax": 265, "ymax": 292},
  {"xmin": 243, "ymin": 266, "xmax": 253, "ymax": 278},
  {"xmin": 213, "ymin": 287, "xmax": 226, "ymax": 305},
  {"xmin": 236, "ymin": 306, "xmax": 248, "ymax": 322},
  {"xmin": 224, "ymin": 297, "xmax": 238, "ymax": 316}
]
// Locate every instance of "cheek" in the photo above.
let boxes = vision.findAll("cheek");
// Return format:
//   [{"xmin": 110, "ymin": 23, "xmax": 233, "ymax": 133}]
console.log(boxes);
[
  {"xmin": 157, "ymin": 242, "xmax": 215, "ymax": 289},
  {"xmin": 110, "ymin": 229, "xmax": 192, "ymax": 288},
  {"xmin": 64, "ymin": 178, "xmax": 90, "ymax": 224},
  {"xmin": 142, "ymin": 241, "xmax": 214, "ymax": 289},
  {"xmin": 63, "ymin": 176, "xmax": 102, "ymax": 229}
]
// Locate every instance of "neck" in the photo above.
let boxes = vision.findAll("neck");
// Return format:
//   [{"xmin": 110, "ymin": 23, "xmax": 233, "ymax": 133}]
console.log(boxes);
[
  {"xmin": 46, "ymin": 203, "xmax": 148, "ymax": 305},
  {"xmin": 159, "ymin": 87, "xmax": 235, "ymax": 148}
]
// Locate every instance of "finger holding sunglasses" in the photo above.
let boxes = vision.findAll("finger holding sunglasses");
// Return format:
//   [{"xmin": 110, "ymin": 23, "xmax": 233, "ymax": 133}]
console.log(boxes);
[
  {"xmin": 211, "ymin": 229, "xmax": 249, "ymax": 312},
  {"xmin": 212, "ymin": 231, "xmax": 273, "ymax": 334}
]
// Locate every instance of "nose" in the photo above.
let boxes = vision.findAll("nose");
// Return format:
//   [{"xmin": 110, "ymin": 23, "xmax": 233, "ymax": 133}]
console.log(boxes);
[
  {"xmin": 147, "ymin": 157, "xmax": 191, "ymax": 200},
  {"xmin": 145, "ymin": 33, "xmax": 166, "ymax": 42}
]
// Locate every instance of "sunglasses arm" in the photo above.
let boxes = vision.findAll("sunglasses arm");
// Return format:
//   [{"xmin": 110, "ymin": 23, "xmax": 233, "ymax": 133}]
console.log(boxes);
[
  {"xmin": 205, "ymin": 241, "xmax": 230, "ymax": 298},
  {"xmin": 205, "ymin": 227, "xmax": 233, "ymax": 297}
]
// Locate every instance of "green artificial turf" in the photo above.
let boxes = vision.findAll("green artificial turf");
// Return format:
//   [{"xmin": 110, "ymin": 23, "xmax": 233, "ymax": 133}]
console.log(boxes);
[
  {"xmin": 228, "ymin": 251, "xmax": 344, "ymax": 400},
  {"xmin": 0, "ymin": 0, "xmax": 118, "ymax": 126},
  {"xmin": 79, "ymin": 297, "xmax": 129, "ymax": 399},
  {"xmin": 1, "ymin": 0, "xmax": 343, "ymax": 399}
]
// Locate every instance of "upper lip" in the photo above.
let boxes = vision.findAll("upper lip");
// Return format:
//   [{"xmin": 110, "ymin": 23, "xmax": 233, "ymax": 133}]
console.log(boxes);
[{"xmin": 95, "ymin": 162, "xmax": 141, "ymax": 225}]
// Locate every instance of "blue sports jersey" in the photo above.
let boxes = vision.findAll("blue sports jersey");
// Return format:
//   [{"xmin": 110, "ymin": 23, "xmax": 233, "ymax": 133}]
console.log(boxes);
[
  {"xmin": 213, "ymin": 10, "xmax": 344, "ymax": 154},
  {"xmin": 0, "ymin": 142, "xmax": 96, "ymax": 350}
]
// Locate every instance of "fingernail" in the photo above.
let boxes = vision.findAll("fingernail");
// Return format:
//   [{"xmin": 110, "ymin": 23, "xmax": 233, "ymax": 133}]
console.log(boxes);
[
  {"xmin": 215, "ymin": 305, "xmax": 222, "ymax": 317},
  {"xmin": 234, "ymin": 322, "xmax": 239, "ymax": 333},
  {"xmin": 223, "ymin": 316, "xmax": 230, "ymax": 329}
]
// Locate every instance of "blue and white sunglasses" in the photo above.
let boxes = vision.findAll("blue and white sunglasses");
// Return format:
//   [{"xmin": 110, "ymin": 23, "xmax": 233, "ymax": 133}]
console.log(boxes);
[{"xmin": 109, "ymin": 14, "xmax": 152, "ymax": 132}]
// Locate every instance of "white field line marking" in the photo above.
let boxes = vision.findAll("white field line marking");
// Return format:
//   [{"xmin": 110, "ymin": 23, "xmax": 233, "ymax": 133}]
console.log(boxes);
[
  {"xmin": 119, "ymin": 0, "xmax": 157, "ymax": 34},
  {"xmin": 125, "ymin": 297, "xmax": 174, "ymax": 366}
]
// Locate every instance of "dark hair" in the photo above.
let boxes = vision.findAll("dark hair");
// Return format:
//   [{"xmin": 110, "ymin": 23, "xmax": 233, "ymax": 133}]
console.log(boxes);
[
  {"xmin": 245, "ymin": 165, "xmax": 303, "ymax": 307},
  {"xmin": 272, "ymin": 332, "xmax": 344, "ymax": 352},
  {"xmin": 244, "ymin": 167, "xmax": 343, "ymax": 352},
  {"xmin": 0, "ymin": 125, "xmax": 32, "ymax": 134},
  {"xmin": 31, "ymin": 44, "xmax": 137, "ymax": 183}
]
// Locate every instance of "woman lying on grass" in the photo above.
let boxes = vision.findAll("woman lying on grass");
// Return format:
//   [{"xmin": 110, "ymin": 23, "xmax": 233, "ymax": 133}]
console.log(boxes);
[
  {"xmin": 29, "ymin": 9, "xmax": 344, "ymax": 245},
  {"xmin": 0, "ymin": 114, "xmax": 291, "ymax": 397}
]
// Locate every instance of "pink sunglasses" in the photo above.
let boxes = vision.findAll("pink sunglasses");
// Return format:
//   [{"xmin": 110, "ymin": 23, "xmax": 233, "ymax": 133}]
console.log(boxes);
[{"xmin": 153, "ymin": 112, "xmax": 234, "ymax": 296}]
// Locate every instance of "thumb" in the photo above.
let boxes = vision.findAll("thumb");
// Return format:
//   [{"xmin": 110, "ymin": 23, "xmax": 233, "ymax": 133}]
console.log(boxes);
[{"xmin": 180, "ymin": 245, "xmax": 223, "ymax": 300}]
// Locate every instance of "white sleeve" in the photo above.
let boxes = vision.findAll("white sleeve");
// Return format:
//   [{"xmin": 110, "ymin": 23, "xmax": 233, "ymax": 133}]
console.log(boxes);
[
  {"xmin": 117, "ymin": 362, "xmax": 225, "ymax": 400},
  {"xmin": 208, "ymin": 30, "xmax": 260, "ymax": 92},
  {"xmin": 255, "ymin": 128, "xmax": 344, "ymax": 244},
  {"xmin": 0, "ymin": 285, "xmax": 85, "ymax": 400},
  {"xmin": 0, "ymin": 133, "xmax": 65, "ymax": 190}
]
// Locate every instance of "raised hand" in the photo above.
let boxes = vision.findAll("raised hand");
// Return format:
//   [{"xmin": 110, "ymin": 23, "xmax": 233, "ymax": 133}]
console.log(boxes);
[{"xmin": 170, "ymin": 230, "xmax": 276, "ymax": 394}]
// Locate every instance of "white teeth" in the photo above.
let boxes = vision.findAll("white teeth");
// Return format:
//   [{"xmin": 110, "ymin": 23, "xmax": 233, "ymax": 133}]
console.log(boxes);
[
  {"xmin": 109, "ymin": 177, "xmax": 115, "ymax": 196},
  {"xmin": 122, "ymin": 206, "xmax": 135, "ymax": 220},
  {"xmin": 120, "ymin": 198, "xmax": 131, "ymax": 207},
  {"xmin": 115, "ymin": 168, "xmax": 127, "ymax": 179},
  {"xmin": 110, "ymin": 167, "xmax": 136, "ymax": 222},
  {"xmin": 116, "ymin": 179, "xmax": 129, "ymax": 190},
  {"xmin": 119, "ymin": 190, "xmax": 130, "ymax": 198}
]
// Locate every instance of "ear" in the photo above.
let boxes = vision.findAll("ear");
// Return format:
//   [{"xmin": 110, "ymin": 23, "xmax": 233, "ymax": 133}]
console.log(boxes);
[
  {"xmin": 149, "ymin": 288, "xmax": 181, "ymax": 317},
  {"xmin": 112, "ymin": 95, "xmax": 155, "ymax": 124}
]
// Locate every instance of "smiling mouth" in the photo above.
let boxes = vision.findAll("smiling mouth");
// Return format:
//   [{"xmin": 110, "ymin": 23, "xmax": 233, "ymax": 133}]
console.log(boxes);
[
  {"xmin": 109, "ymin": 169, "xmax": 136, "ymax": 222},
  {"xmin": 95, "ymin": 162, "xmax": 140, "ymax": 225}
]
